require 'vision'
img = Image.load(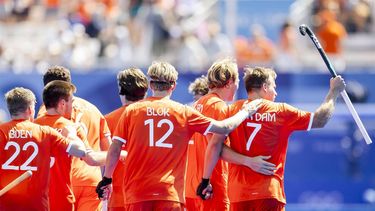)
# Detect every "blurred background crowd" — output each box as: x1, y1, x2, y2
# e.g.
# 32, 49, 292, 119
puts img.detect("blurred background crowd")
0, 0, 373, 73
